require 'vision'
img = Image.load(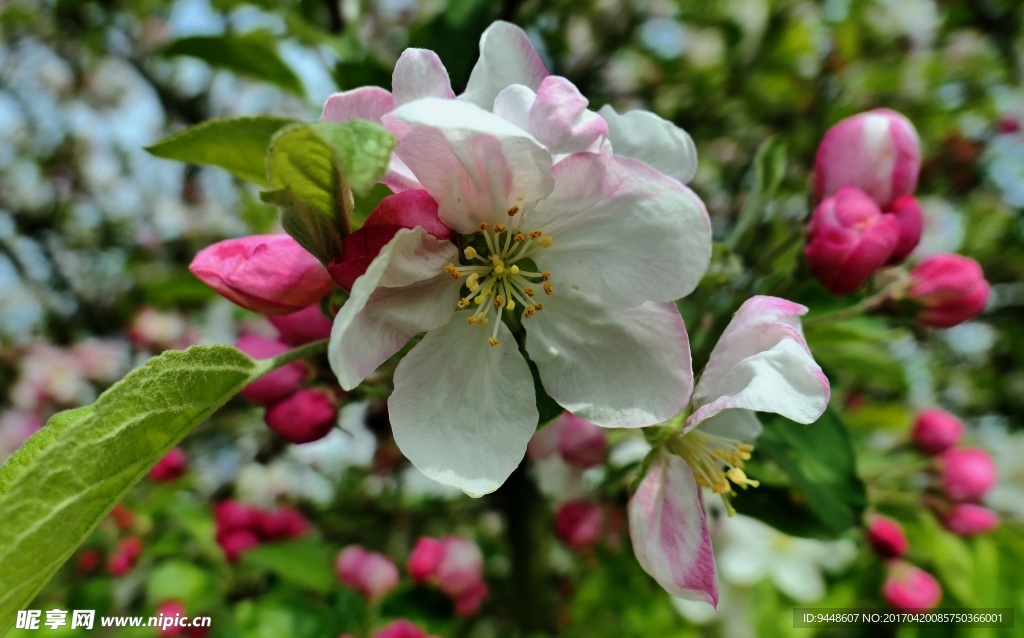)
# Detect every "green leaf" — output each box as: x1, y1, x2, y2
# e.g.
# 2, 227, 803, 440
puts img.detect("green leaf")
160, 34, 304, 95
145, 116, 295, 187
0, 345, 275, 634
727, 137, 787, 252
262, 120, 396, 264
146, 561, 220, 612
736, 409, 867, 538
242, 540, 337, 594
235, 594, 338, 638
